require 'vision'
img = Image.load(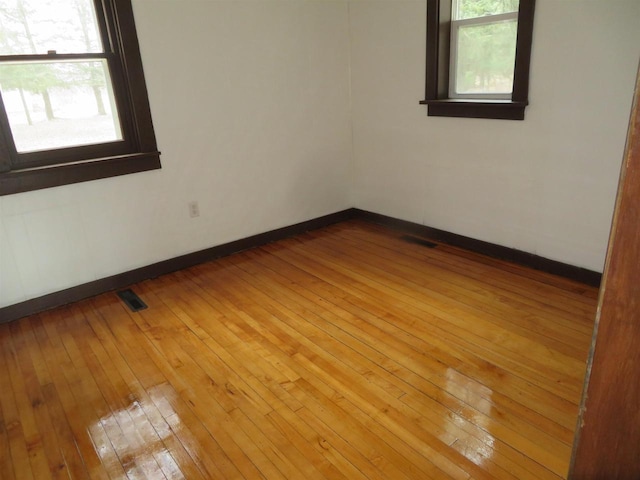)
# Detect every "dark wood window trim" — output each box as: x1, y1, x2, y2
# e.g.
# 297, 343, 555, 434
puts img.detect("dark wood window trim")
420, 0, 536, 120
0, 0, 160, 196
